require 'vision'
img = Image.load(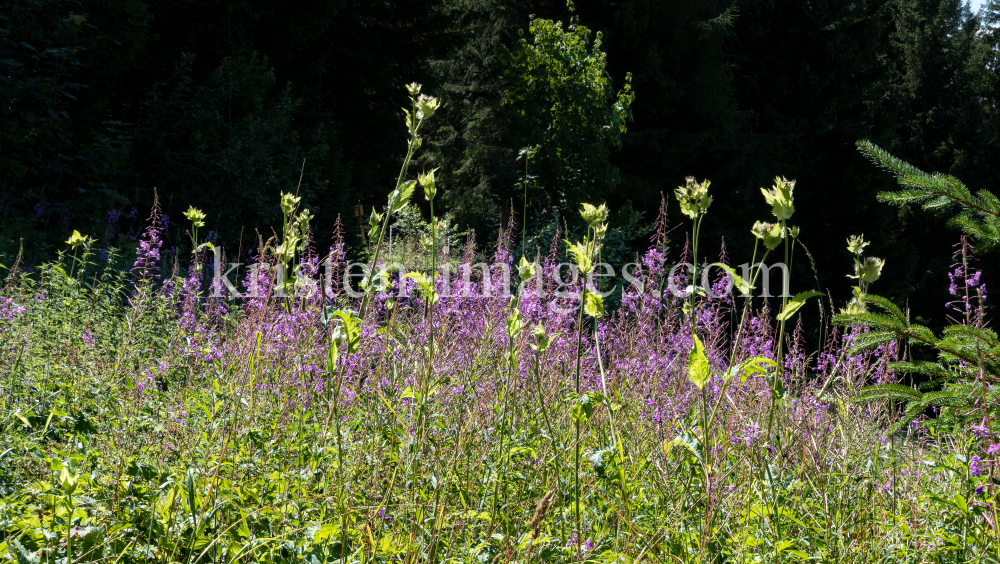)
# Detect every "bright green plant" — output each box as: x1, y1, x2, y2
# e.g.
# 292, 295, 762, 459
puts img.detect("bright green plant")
502, 1, 634, 206
359, 83, 439, 317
